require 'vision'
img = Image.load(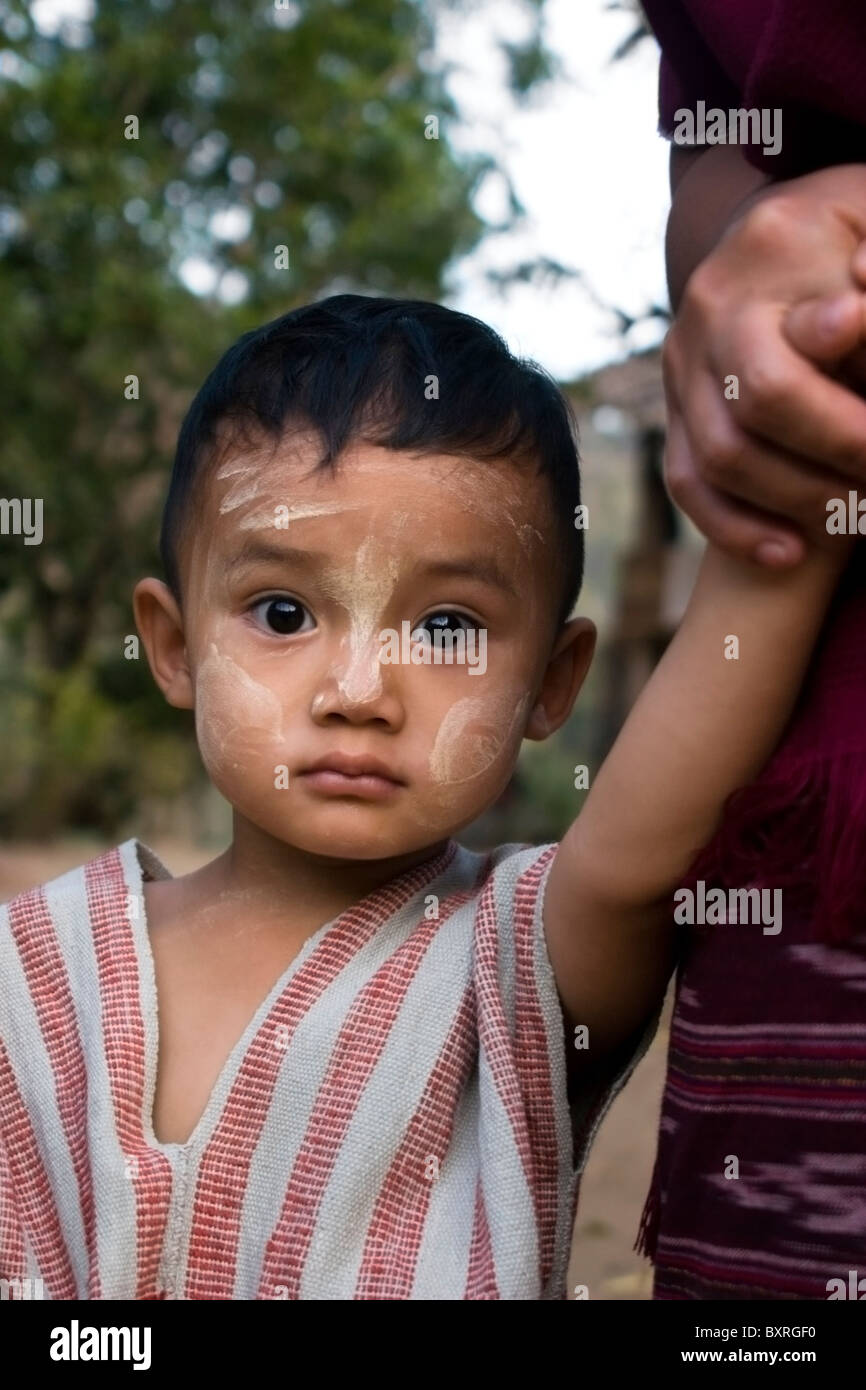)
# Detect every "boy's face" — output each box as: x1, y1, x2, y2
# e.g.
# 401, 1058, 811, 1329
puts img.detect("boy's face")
136, 433, 594, 862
